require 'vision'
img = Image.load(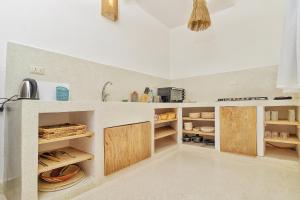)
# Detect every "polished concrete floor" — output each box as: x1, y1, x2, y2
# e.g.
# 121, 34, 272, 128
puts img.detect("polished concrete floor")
73, 146, 300, 200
